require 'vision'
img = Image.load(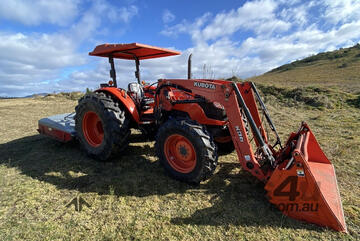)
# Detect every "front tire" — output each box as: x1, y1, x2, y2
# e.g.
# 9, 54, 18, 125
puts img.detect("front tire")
75, 92, 130, 160
155, 118, 218, 184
